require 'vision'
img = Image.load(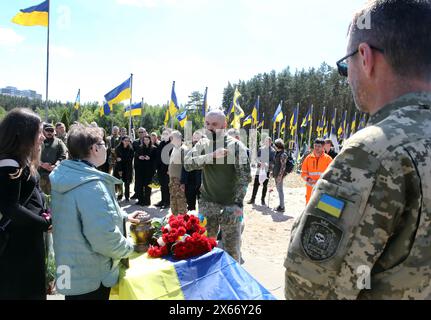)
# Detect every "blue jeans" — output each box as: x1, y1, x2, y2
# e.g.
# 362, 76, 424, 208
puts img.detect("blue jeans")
276, 178, 284, 208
